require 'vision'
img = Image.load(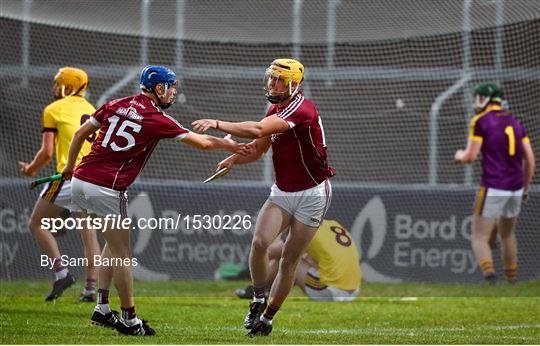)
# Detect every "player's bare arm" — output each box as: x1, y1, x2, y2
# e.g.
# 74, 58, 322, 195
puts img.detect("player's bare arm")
454, 138, 482, 164
192, 115, 290, 139
18, 132, 55, 177
217, 137, 271, 171
62, 121, 100, 177
522, 140, 536, 200
180, 132, 247, 153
